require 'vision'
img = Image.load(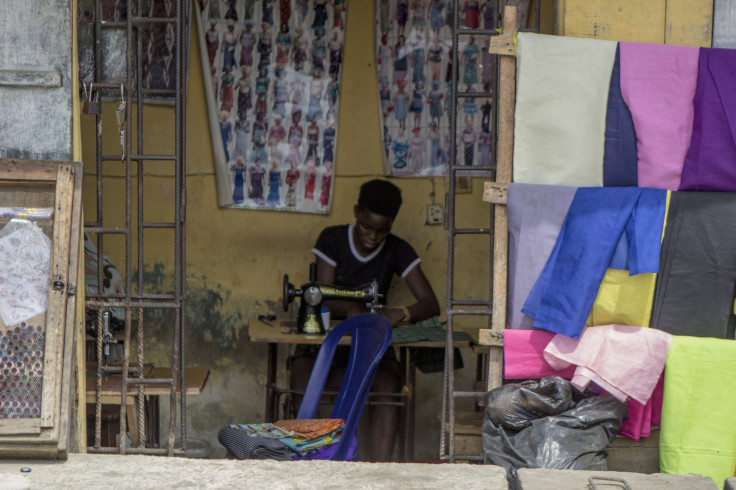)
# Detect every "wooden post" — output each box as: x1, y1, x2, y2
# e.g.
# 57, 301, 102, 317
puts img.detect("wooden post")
486, 5, 518, 391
